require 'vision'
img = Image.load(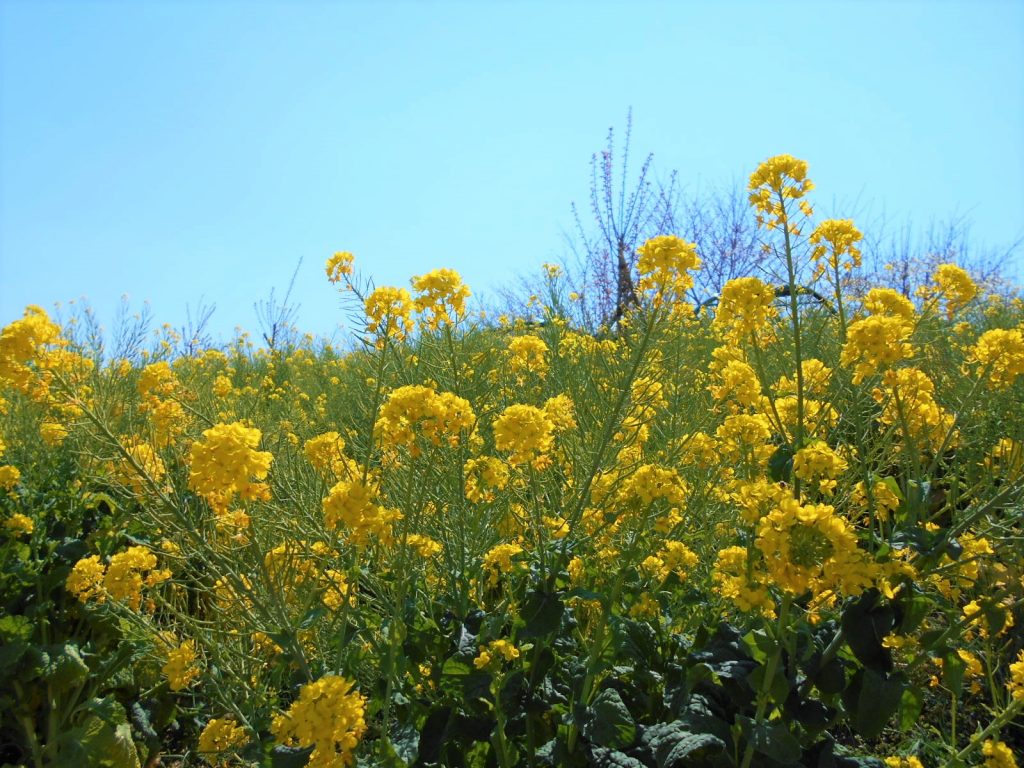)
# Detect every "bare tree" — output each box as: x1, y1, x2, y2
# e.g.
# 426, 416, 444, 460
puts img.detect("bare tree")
255, 258, 303, 352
